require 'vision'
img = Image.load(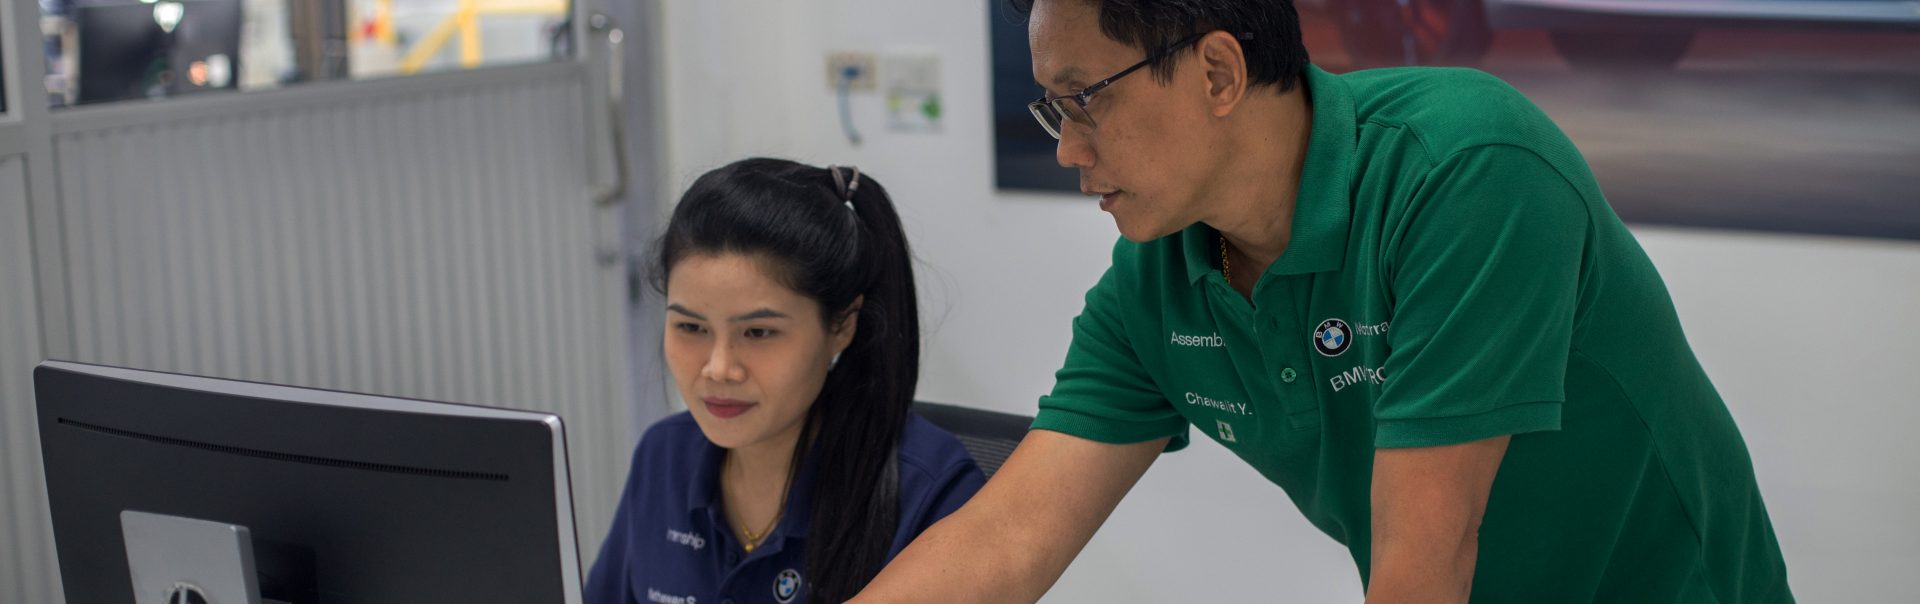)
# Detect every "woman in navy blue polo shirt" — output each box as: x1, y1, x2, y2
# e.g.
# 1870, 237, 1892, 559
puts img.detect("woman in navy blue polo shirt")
585, 158, 986, 604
